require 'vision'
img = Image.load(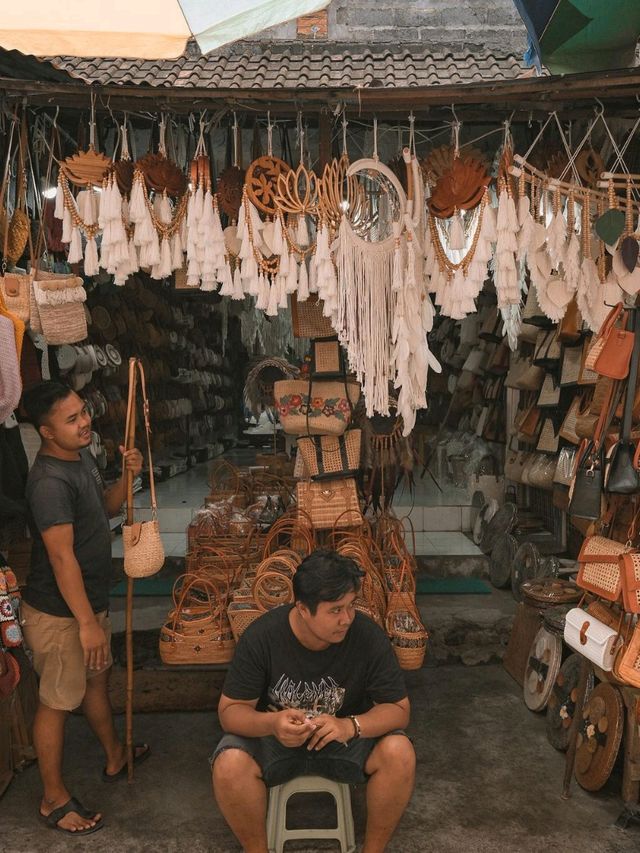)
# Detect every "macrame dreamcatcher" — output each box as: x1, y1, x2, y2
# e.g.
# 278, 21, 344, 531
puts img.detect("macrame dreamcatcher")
330, 124, 440, 432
